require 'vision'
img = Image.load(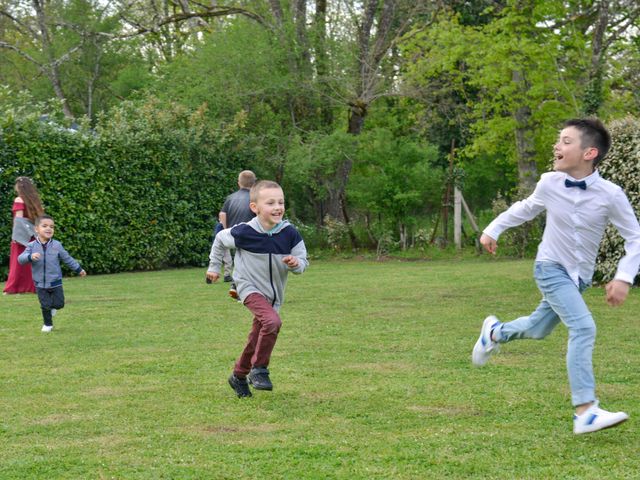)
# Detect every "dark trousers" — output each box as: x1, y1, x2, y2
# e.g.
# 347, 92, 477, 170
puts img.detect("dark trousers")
37, 286, 65, 326
234, 293, 282, 377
